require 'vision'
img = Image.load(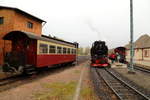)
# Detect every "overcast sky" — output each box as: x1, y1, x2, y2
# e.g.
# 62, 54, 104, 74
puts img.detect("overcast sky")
1, 0, 150, 48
